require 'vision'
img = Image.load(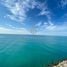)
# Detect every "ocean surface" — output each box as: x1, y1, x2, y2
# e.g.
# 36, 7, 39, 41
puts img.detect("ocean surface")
0, 34, 67, 67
